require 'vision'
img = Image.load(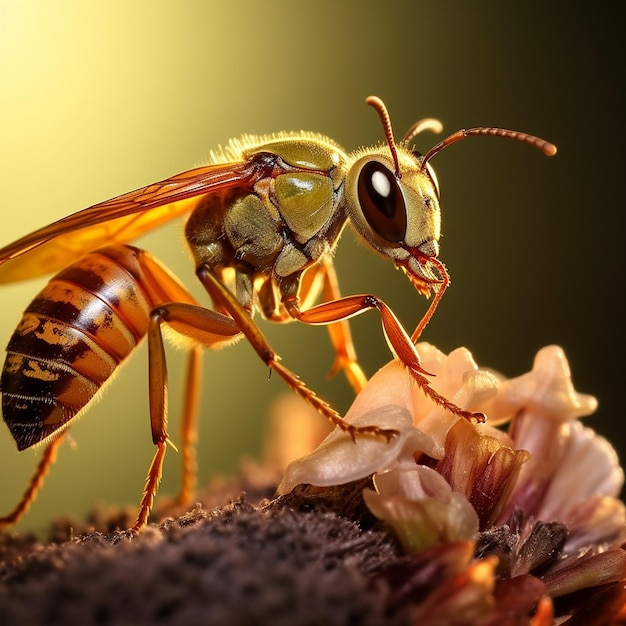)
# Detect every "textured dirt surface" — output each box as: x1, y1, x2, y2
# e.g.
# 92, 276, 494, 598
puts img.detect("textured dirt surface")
0, 473, 410, 626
